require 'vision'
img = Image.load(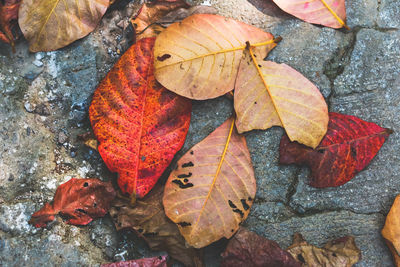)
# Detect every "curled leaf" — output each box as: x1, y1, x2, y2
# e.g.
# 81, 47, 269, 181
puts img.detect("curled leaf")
382, 195, 400, 266
18, 0, 109, 52
29, 178, 116, 227
221, 228, 300, 267
234, 57, 328, 148
279, 112, 392, 187
101, 255, 168, 267
272, 0, 349, 29
0, 0, 21, 48
287, 233, 361, 267
163, 117, 256, 248
109, 185, 203, 267
154, 14, 277, 100
89, 38, 192, 198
